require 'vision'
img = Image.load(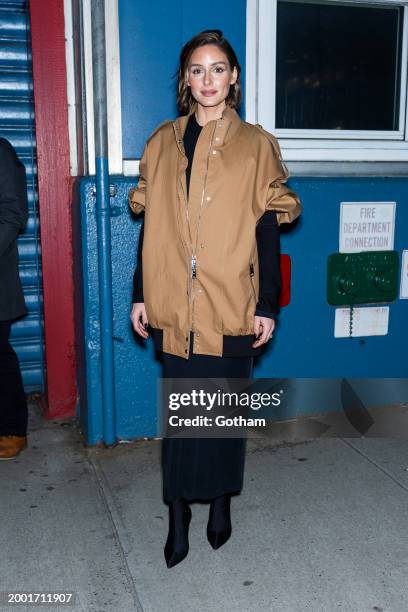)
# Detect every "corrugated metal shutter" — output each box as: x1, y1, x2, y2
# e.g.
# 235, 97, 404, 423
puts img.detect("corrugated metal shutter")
0, 0, 45, 392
